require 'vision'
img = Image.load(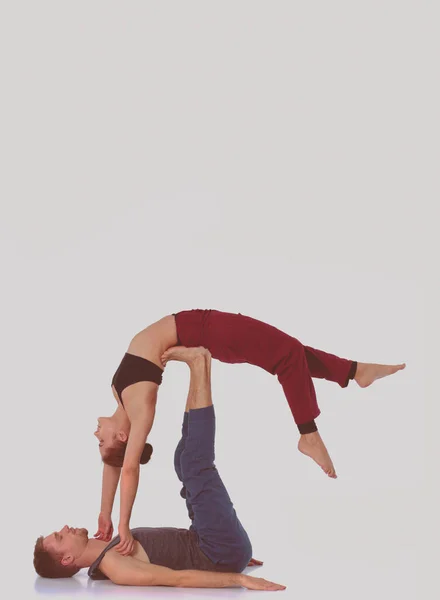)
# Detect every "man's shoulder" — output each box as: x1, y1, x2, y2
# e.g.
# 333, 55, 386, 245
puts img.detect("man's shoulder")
99, 550, 139, 580
97, 550, 161, 586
